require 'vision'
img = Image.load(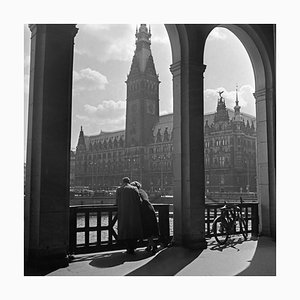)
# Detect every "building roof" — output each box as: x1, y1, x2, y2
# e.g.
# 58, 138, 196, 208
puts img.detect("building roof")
205, 109, 256, 126
85, 129, 125, 147
153, 113, 173, 136
81, 110, 256, 148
